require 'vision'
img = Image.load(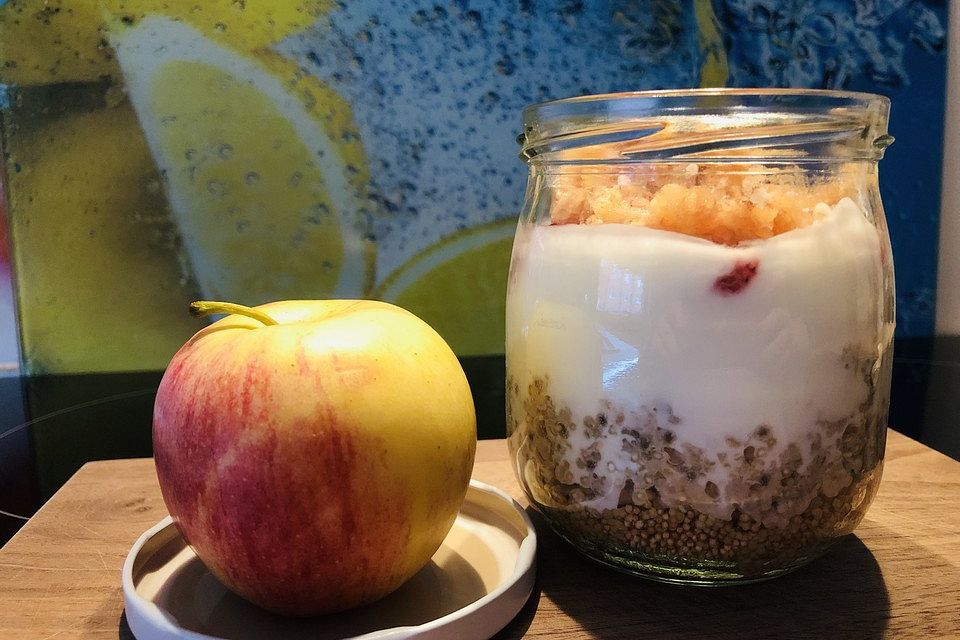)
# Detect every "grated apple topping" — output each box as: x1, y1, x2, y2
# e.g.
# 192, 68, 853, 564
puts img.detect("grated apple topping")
548, 163, 862, 246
